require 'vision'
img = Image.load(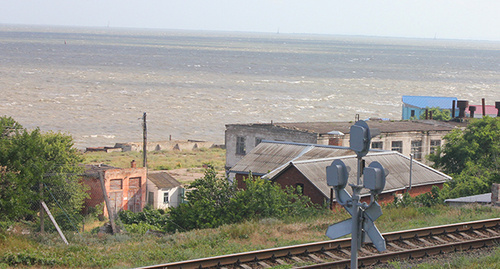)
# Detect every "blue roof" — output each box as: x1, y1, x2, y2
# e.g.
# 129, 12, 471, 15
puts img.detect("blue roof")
402, 96, 457, 109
